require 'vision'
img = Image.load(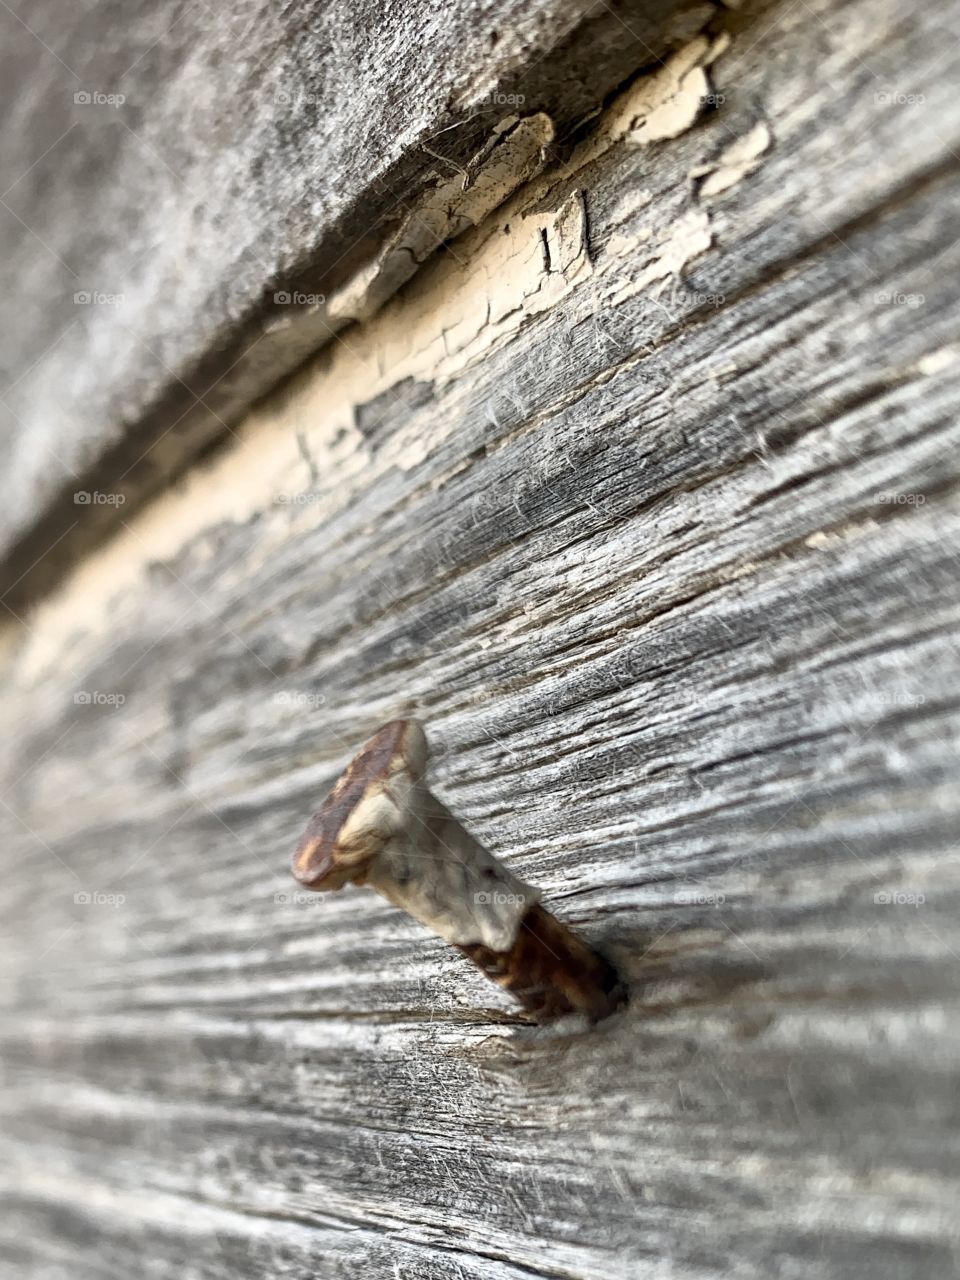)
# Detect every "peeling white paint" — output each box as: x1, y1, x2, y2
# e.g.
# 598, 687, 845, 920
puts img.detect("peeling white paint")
603, 208, 713, 307
694, 121, 773, 198
17, 184, 595, 677
14, 28, 727, 678
573, 38, 711, 169
566, 32, 731, 173
915, 345, 960, 376
360, 188, 592, 396
606, 223, 653, 259
633, 66, 711, 145
326, 113, 556, 325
